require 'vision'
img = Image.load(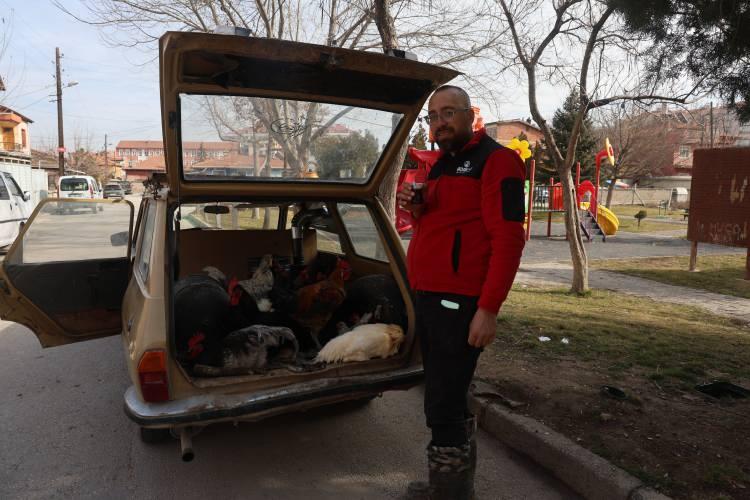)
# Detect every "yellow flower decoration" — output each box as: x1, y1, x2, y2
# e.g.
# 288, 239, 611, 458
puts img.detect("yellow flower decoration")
508, 137, 532, 160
